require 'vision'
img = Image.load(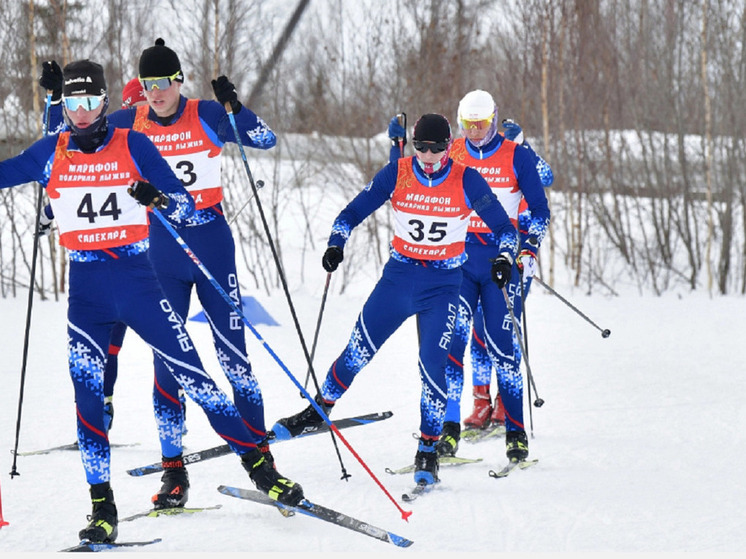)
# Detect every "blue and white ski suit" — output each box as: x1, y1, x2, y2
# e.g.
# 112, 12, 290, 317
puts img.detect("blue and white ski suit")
317, 156, 517, 438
